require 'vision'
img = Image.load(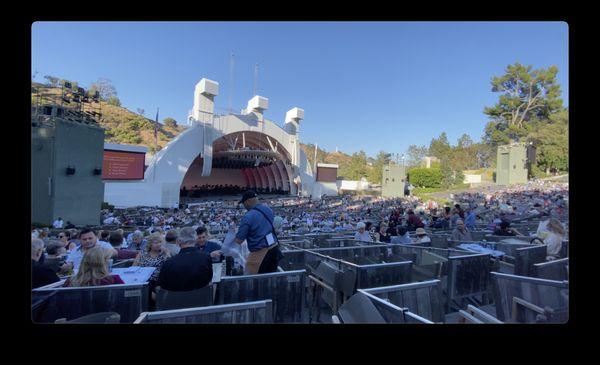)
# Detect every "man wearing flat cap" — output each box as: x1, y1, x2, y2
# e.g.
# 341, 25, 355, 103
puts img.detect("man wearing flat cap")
234, 190, 283, 274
